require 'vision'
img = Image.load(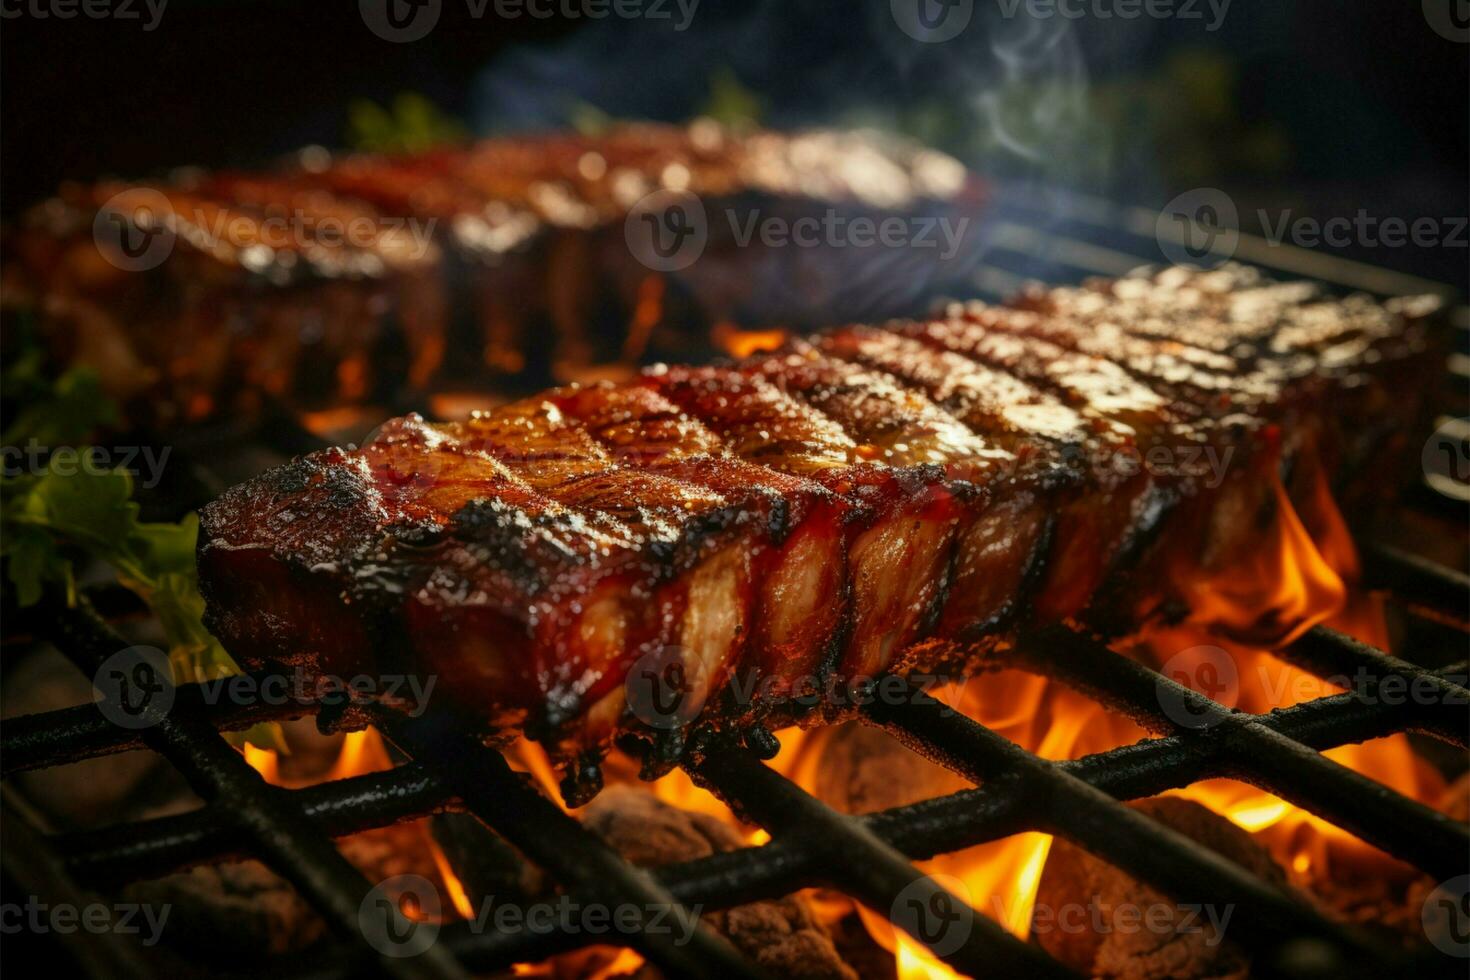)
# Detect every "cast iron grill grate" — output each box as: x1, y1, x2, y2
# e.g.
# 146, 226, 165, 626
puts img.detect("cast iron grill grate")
4, 201, 1467, 980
